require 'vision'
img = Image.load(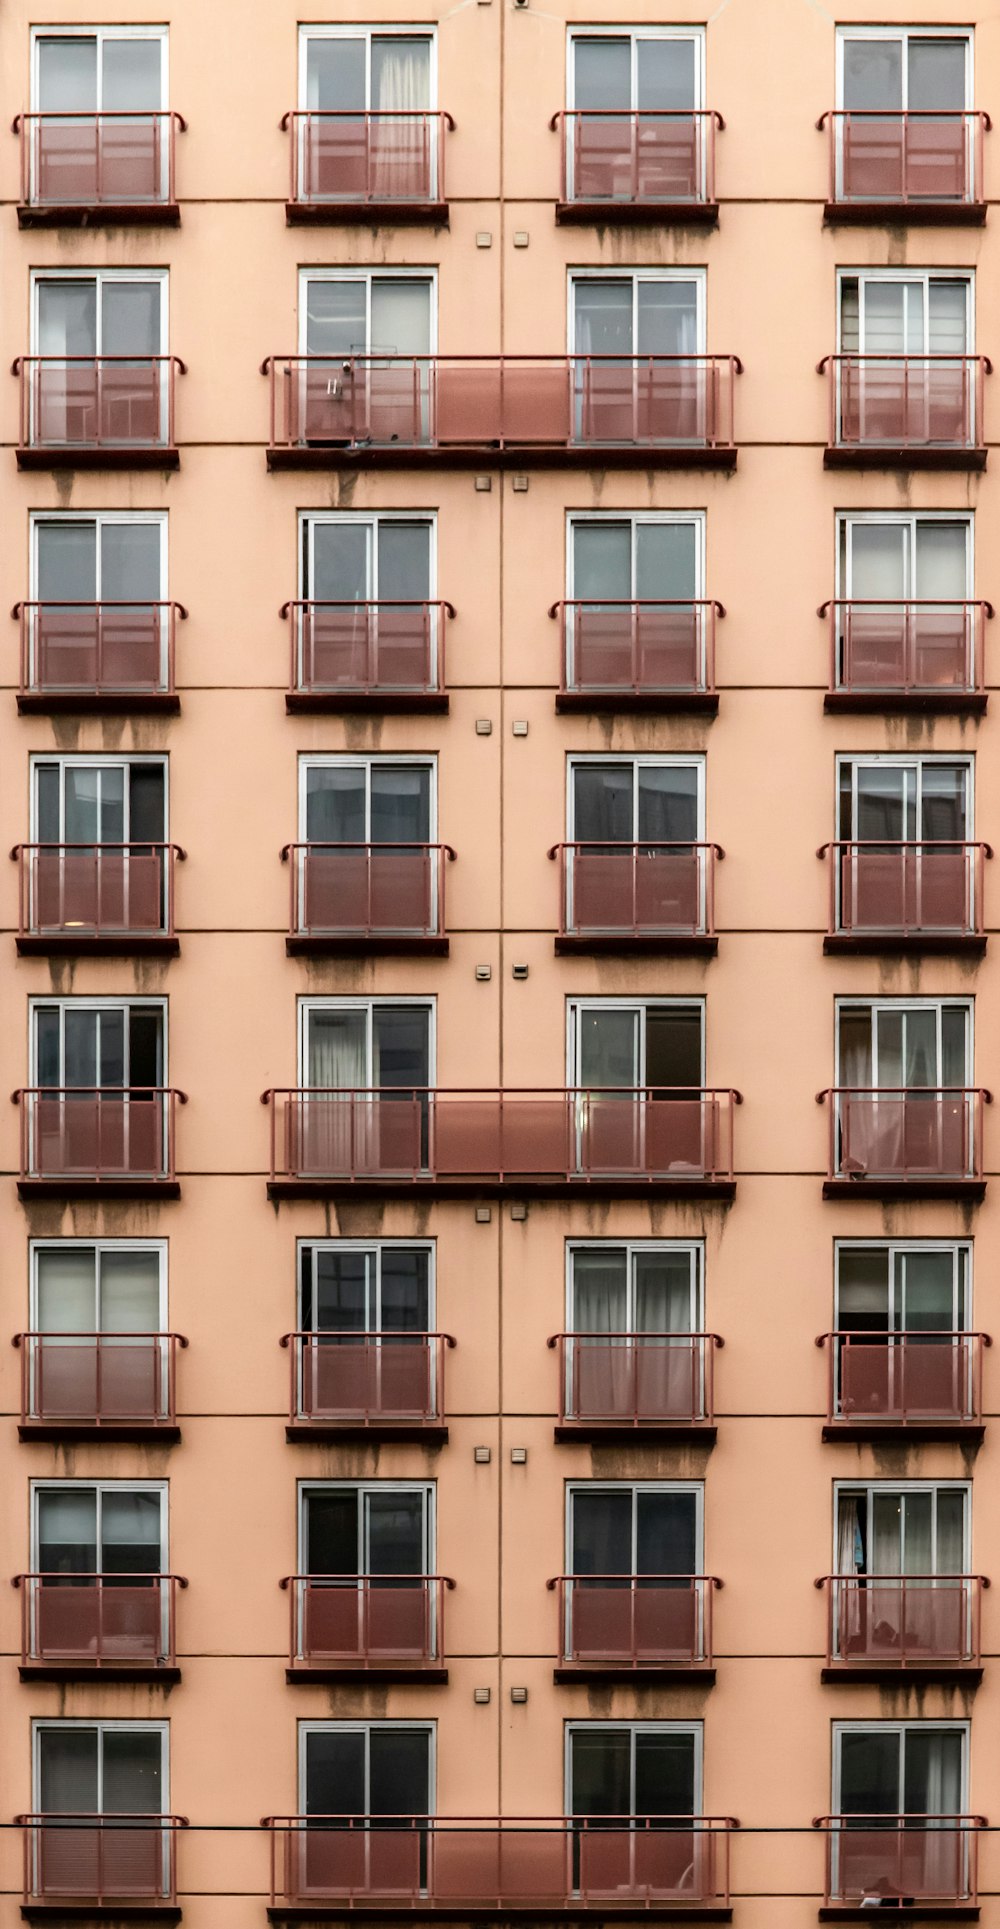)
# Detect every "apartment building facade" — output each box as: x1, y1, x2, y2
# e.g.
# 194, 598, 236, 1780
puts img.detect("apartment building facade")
0, 0, 998, 1923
